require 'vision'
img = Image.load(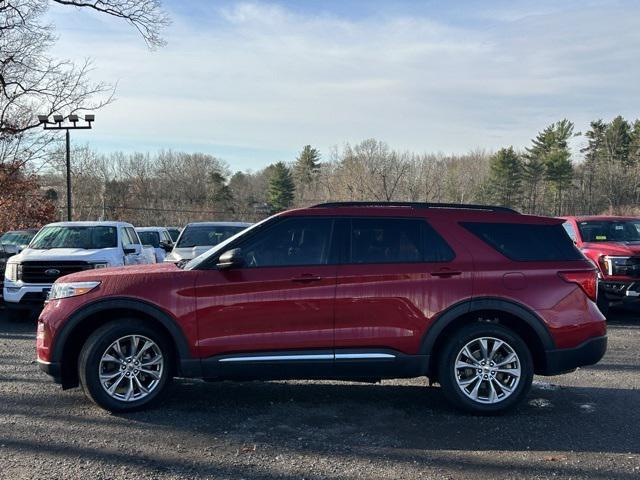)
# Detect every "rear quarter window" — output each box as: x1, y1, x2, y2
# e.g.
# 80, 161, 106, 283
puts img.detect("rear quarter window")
461, 222, 583, 261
